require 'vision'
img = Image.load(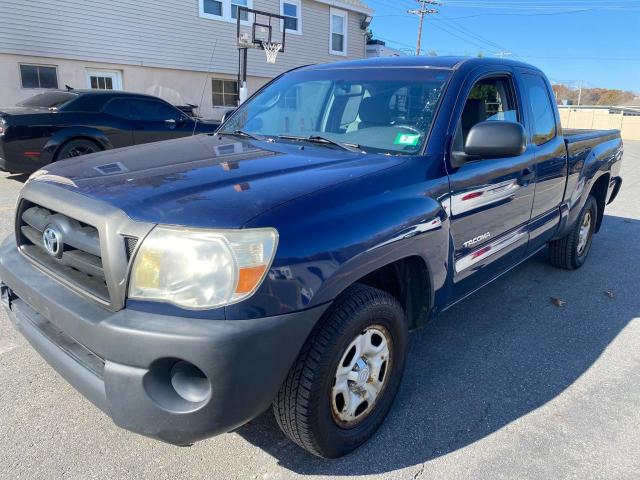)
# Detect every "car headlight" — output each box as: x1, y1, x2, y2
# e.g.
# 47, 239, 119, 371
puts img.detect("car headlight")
128, 226, 278, 310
